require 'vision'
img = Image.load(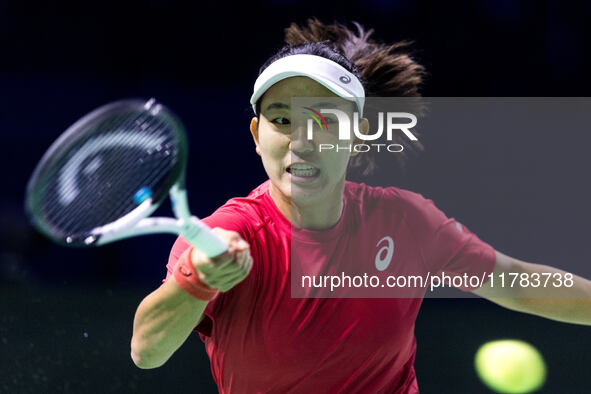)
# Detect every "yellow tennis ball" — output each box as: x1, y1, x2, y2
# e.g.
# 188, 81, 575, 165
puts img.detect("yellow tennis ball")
475, 339, 546, 393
